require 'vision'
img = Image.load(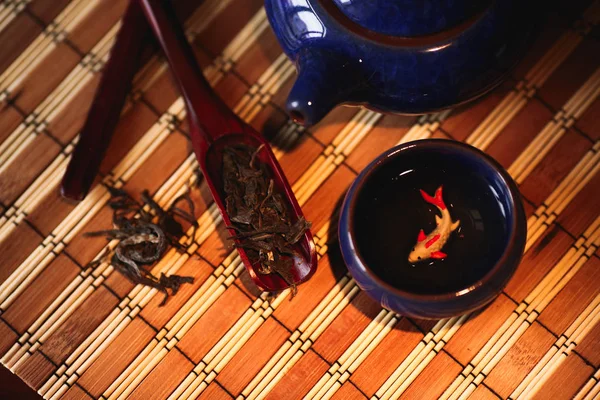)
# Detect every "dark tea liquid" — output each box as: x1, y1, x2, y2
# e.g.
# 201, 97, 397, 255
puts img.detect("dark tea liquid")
353, 158, 509, 295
